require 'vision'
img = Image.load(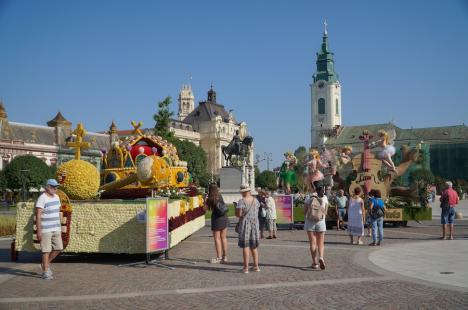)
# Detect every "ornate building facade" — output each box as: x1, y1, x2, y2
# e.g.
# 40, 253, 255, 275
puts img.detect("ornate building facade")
0, 101, 108, 171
